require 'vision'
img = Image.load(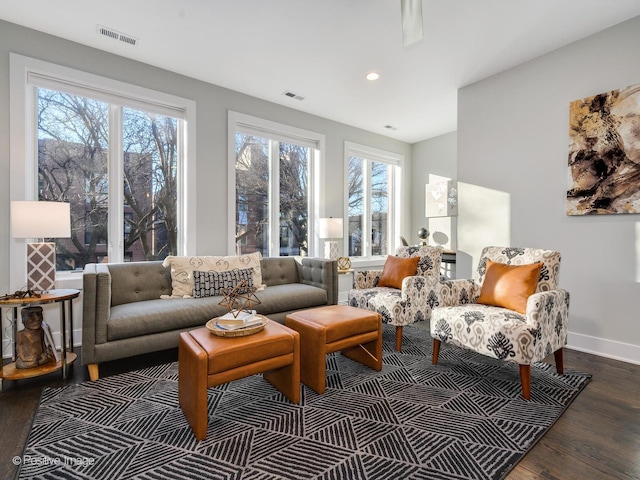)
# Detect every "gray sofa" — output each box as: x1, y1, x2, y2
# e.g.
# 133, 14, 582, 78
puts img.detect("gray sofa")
82, 256, 337, 380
